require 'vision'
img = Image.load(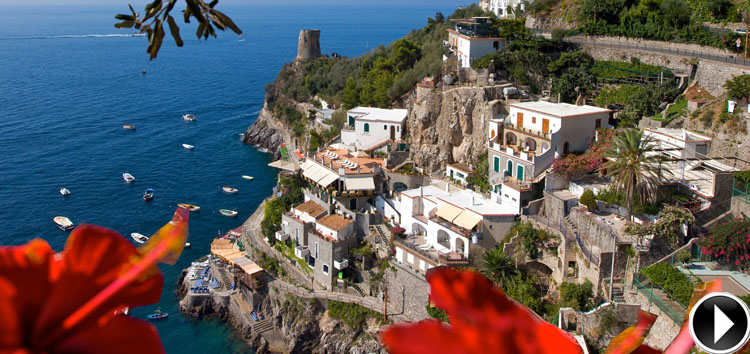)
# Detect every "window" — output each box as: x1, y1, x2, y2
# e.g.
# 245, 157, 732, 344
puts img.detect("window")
315, 242, 319, 258
506, 160, 513, 176
397, 126, 400, 132
322, 264, 329, 275
493, 156, 500, 172
407, 253, 414, 264
595, 119, 601, 128
532, 116, 536, 124
348, 116, 354, 126
364, 123, 369, 132
384, 125, 387, 130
